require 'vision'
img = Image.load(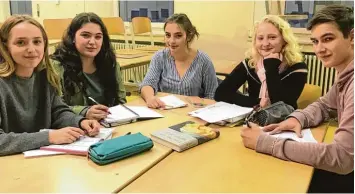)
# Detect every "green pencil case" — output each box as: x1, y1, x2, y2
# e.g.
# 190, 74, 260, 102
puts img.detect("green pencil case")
88, 132, 154, 165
